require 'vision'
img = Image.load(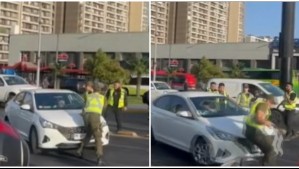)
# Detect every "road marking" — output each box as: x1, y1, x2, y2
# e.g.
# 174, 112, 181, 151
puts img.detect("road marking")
110, 133, 149, 140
